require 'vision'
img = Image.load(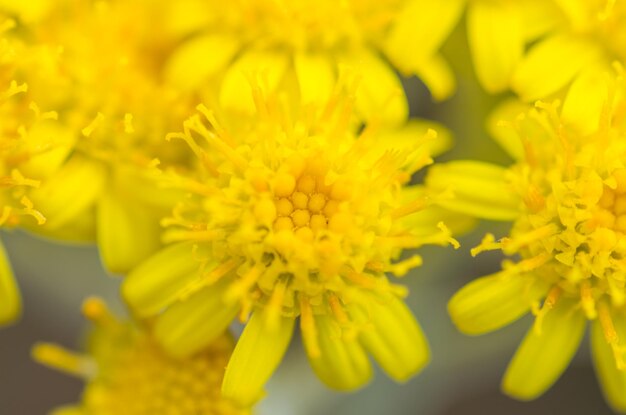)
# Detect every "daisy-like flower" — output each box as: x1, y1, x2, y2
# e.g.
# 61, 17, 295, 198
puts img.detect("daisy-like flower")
163, 0, 462, 120
33, 298, 249, 415
0, 0, 195, 273
510, 0, 626, 102
427, 67, 626, 411
123, 77, 465, 405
